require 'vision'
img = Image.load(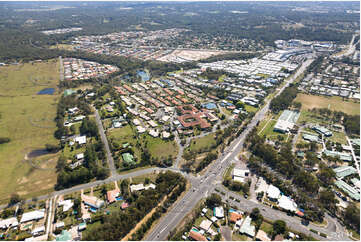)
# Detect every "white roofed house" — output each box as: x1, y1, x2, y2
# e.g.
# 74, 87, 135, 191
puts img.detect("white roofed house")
213, 206, 224, 218
58, 199, 74, 212
20, 209, 45, 223
0, 217, 18, 229
278, 195, 297, 212
31, 226, 45, 236
232, 168, 250, 183
266, 185, 281, 202
74, 135, 87, 145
